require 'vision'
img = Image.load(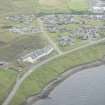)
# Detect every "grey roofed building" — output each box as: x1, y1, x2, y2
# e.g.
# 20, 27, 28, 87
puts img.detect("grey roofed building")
41, 14, 78, 26
21, 45, 54, 63
76, 27, 100, 40
8, 26, 40, 34
6, 14, 40, 34
58, 35, 74, 46
46, 24, 68, 33
6, 14, 36, 22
